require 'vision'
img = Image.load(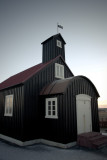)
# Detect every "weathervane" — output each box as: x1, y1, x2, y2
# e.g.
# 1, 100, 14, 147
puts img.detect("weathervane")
57, 23, 63, 33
